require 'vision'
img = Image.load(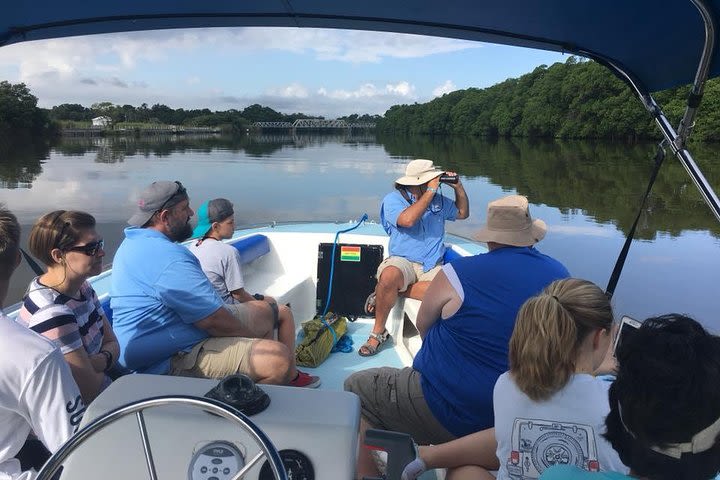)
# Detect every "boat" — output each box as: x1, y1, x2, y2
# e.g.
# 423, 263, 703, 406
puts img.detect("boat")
3, 1, 720, 479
